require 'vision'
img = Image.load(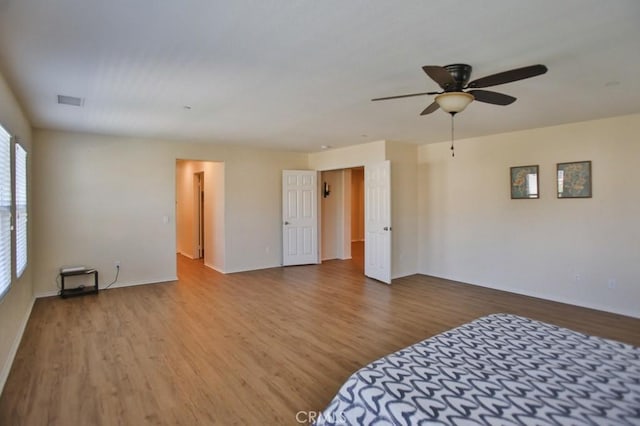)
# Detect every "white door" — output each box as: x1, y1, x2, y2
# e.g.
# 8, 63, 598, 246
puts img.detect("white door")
365, 161, 391, 284
282, 170, 319, 266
